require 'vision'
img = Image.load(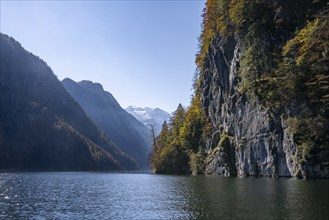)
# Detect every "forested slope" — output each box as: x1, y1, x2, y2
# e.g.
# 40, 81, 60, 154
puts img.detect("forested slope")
0, 33, 137, 171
